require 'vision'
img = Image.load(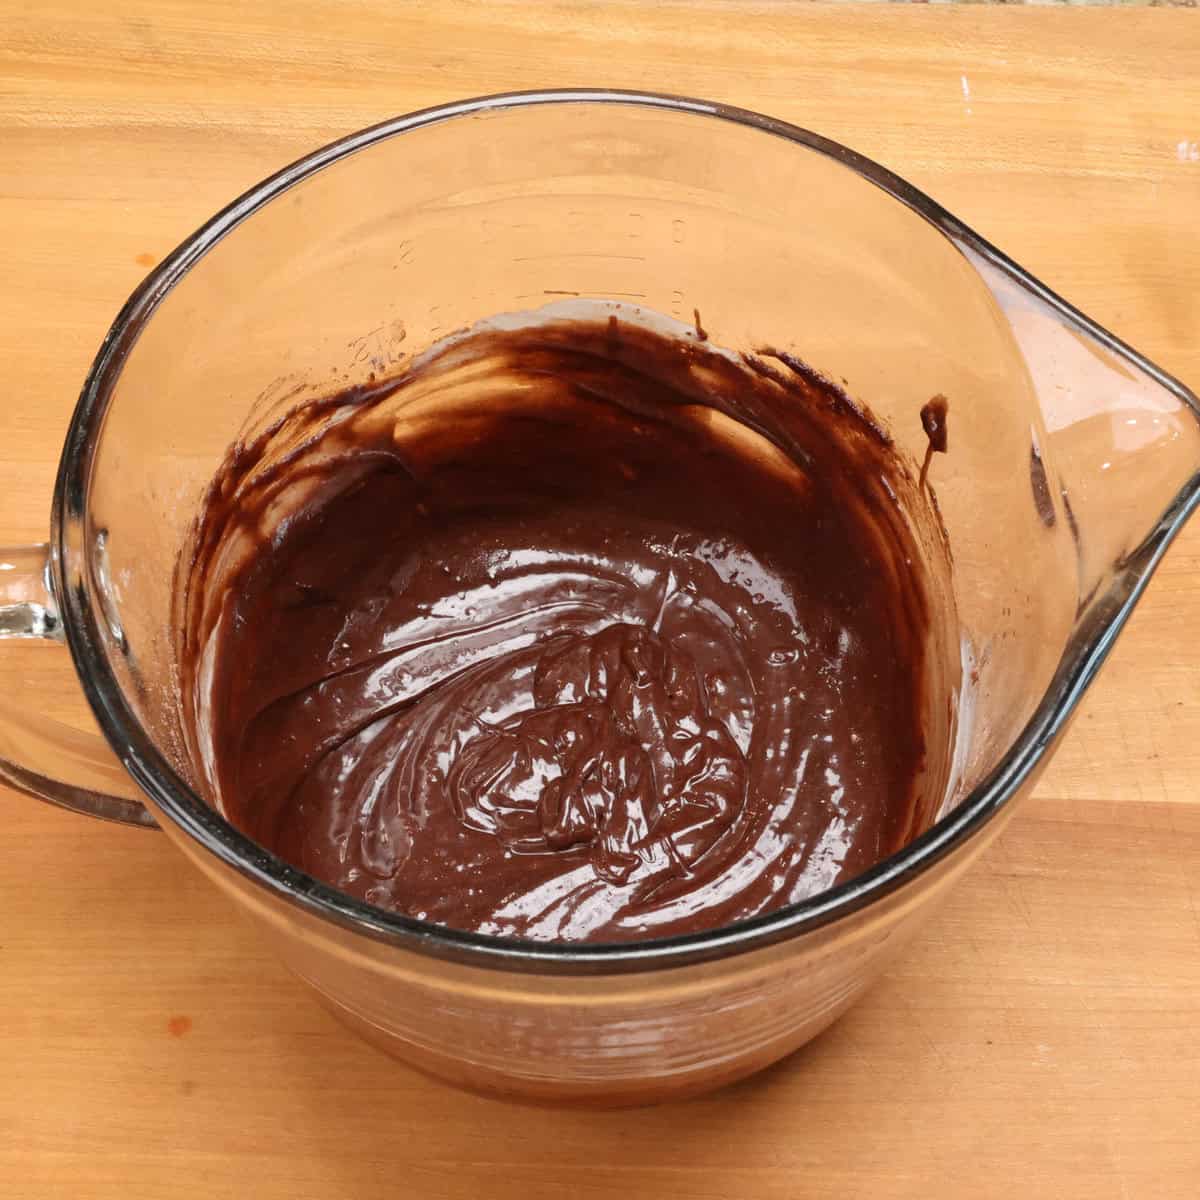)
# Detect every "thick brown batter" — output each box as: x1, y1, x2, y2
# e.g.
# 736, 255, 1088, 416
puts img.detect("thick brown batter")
178, 308, 952, 942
